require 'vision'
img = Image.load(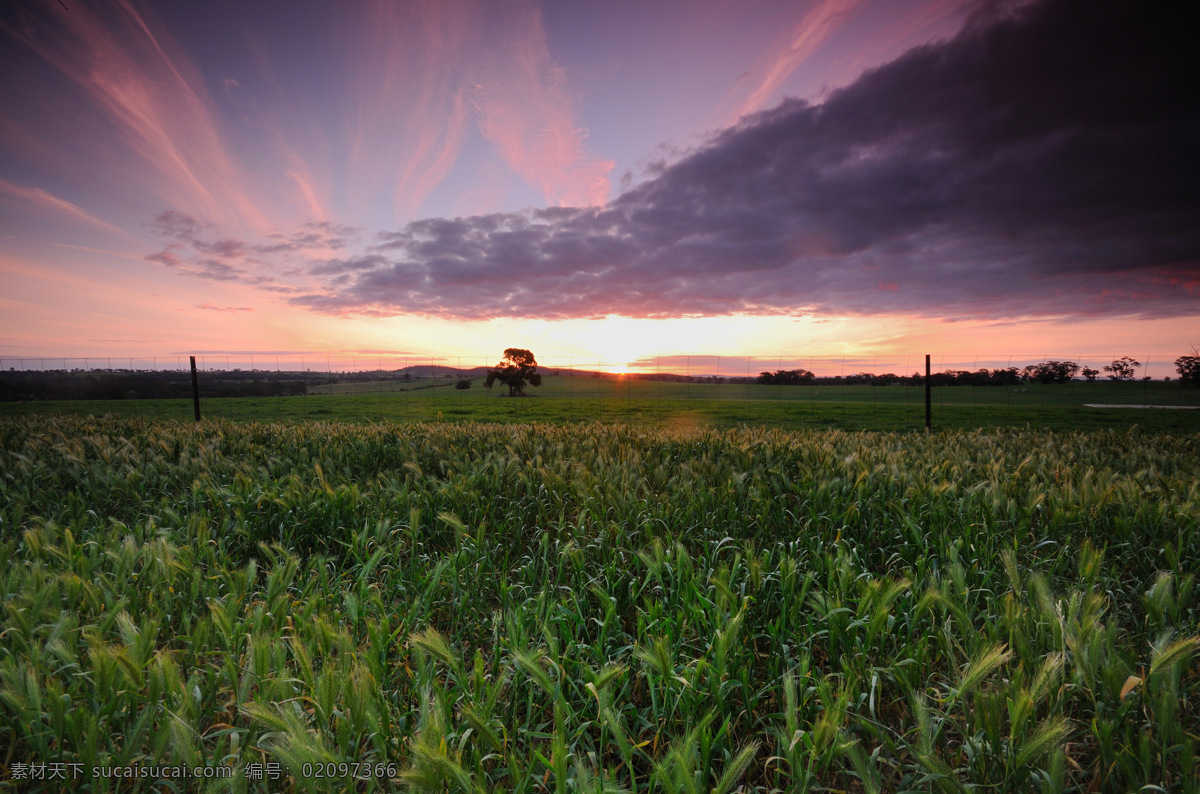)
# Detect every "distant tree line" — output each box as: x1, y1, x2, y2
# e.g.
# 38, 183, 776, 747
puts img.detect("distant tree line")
0, 364, 503, 402
757, 369, 816, 385
754, 356, 1200, 387
4, 353, 1197, 401
621, 372, 740, 384
757, 368, 1027, 386
0, 369, 324, 401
